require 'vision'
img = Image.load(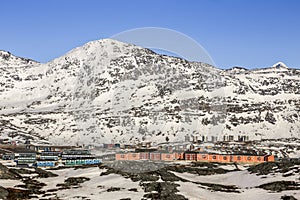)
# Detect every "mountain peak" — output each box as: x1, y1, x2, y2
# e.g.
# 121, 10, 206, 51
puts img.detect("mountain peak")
0, 50, 12, 60
81, 38, 135, 50
0, 50, 38, 67
61, 38, 145, 60
52, 38, 156, 66
272, 62, 288, 69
